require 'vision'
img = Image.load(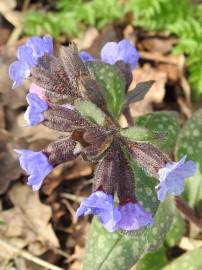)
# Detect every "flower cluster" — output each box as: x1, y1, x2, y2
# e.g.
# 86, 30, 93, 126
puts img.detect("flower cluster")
9, 36, 196, 232
9, 36, 53, 88
80, 39, 140, 70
